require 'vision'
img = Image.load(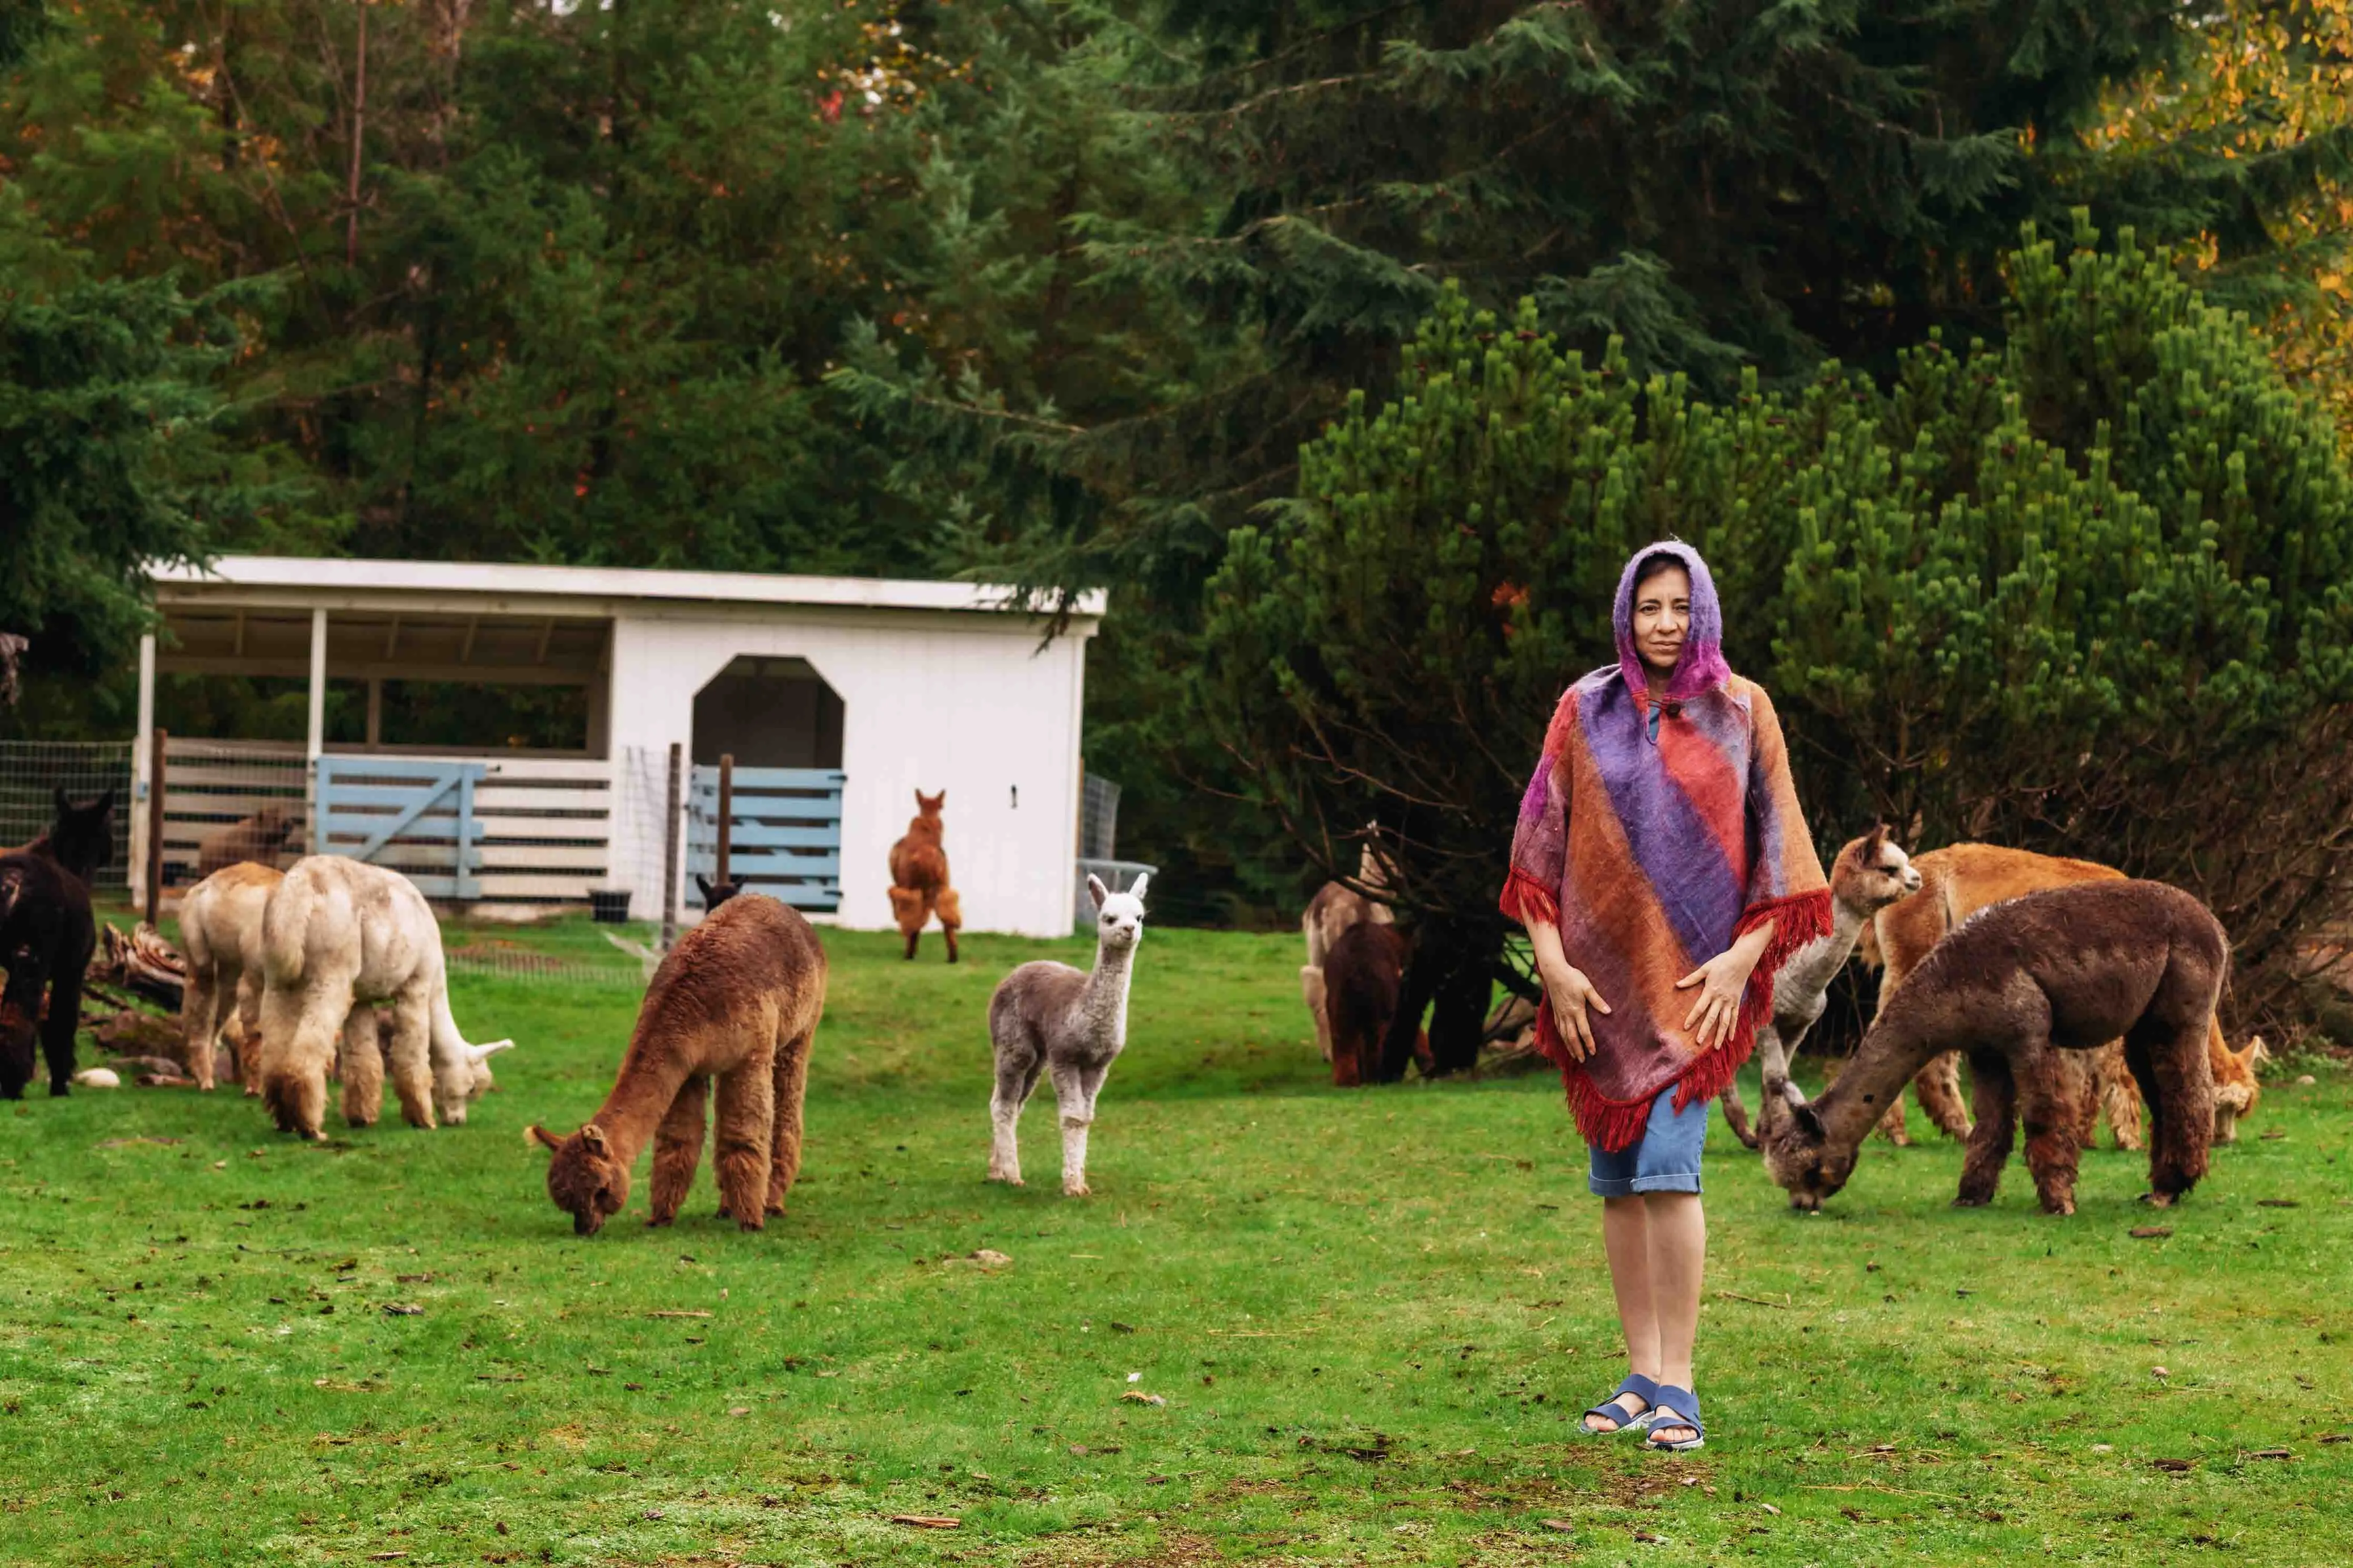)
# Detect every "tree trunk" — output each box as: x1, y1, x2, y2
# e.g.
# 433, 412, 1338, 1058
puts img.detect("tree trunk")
1382, 917, 1500, 1079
